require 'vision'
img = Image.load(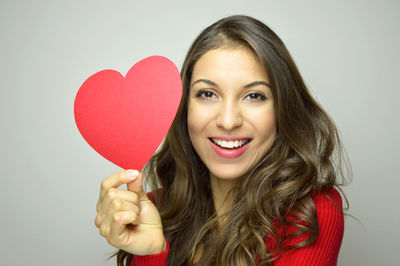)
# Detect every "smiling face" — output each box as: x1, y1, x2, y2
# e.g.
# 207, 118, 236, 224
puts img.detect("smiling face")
187, 46, 277, 181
